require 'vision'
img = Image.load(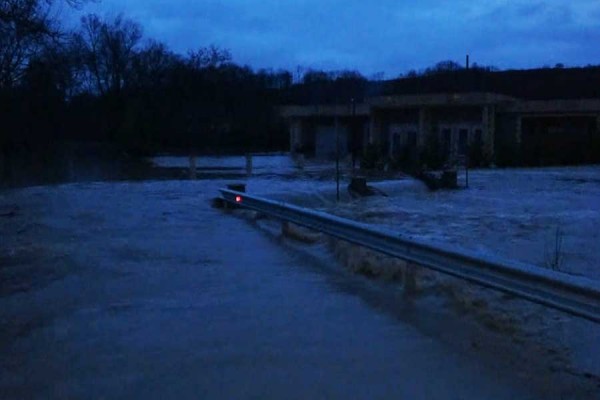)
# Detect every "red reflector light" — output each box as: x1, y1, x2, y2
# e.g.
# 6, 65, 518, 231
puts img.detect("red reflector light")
235, 195, 242, 203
